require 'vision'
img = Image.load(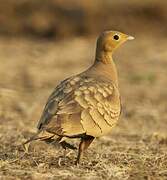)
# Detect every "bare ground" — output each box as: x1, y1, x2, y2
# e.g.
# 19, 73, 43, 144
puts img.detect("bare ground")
0, 35, 167, 179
